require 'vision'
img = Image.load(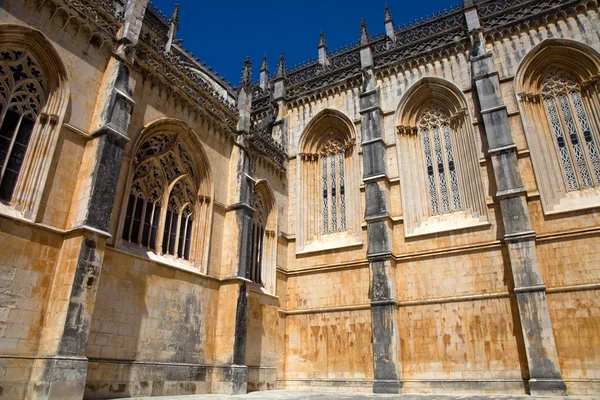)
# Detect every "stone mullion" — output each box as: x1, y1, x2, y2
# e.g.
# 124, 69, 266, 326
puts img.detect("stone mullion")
467, 5, 567, 393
